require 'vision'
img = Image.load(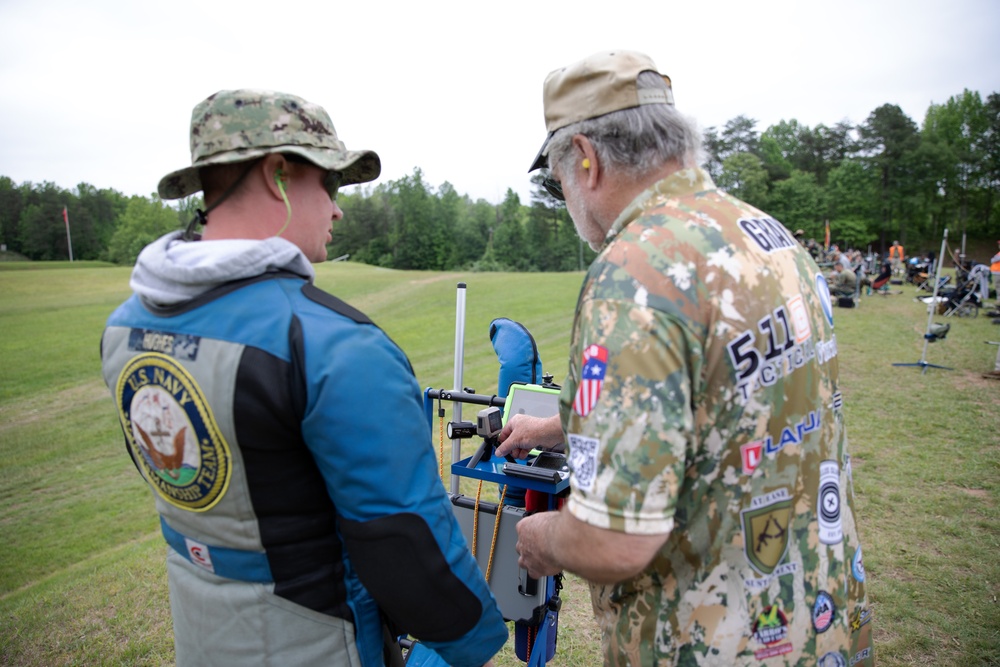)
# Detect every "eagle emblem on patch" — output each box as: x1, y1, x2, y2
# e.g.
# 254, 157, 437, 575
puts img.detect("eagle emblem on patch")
741, 488, 793, 575
573, 344, 608, 417
115, 352, 231, 512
